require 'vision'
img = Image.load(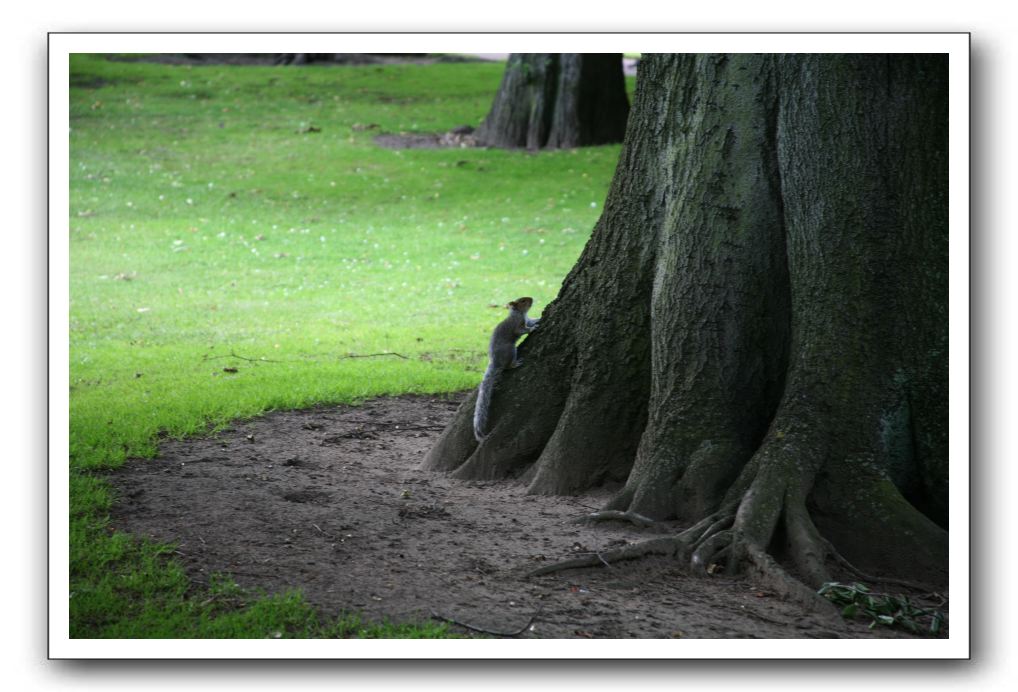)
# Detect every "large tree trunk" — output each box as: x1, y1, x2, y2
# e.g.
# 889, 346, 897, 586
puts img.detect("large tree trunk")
424, 54, 949, 602
473, 53, 630, 149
